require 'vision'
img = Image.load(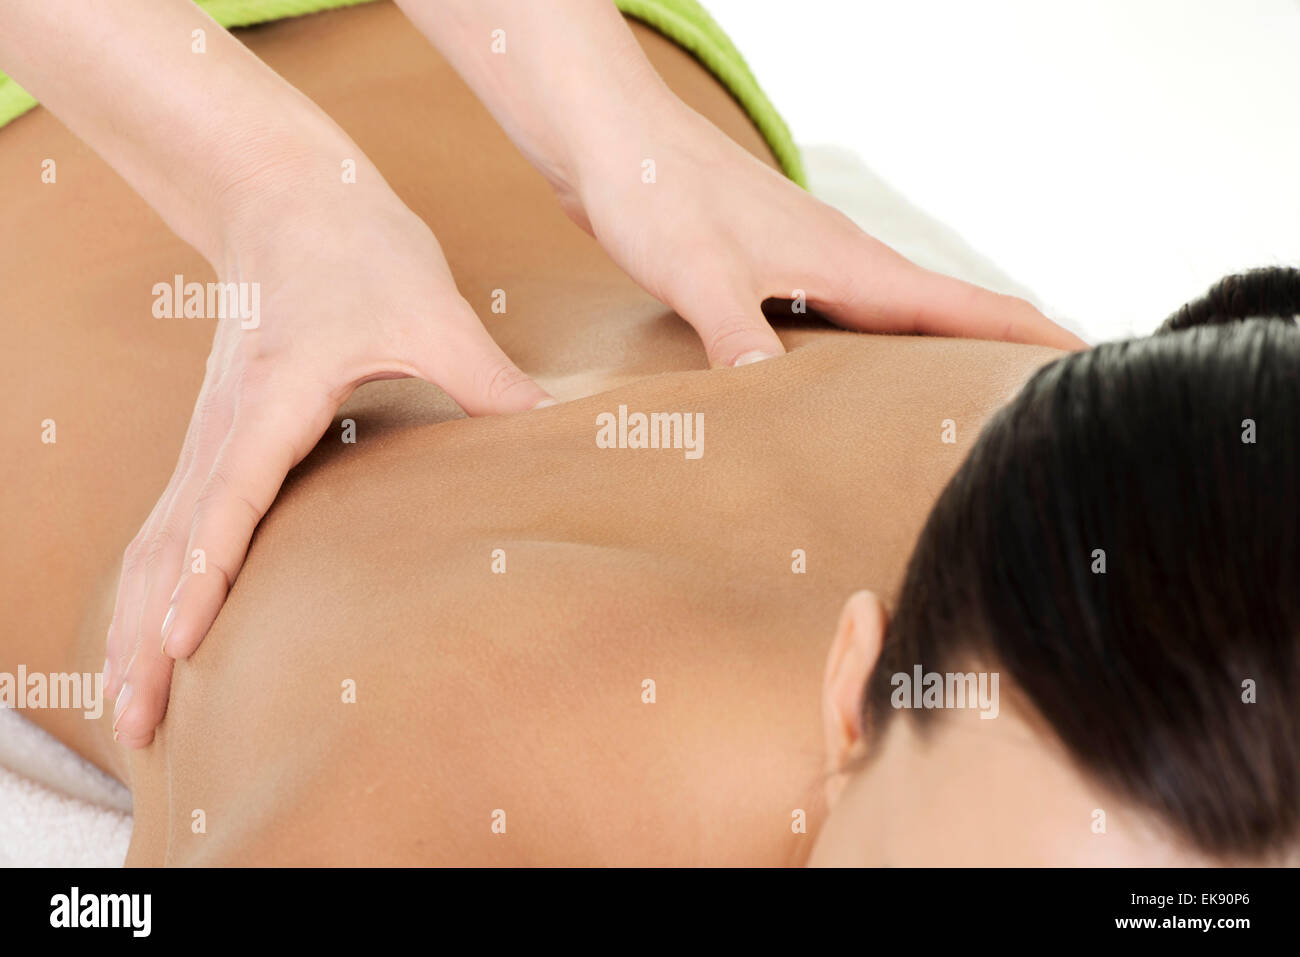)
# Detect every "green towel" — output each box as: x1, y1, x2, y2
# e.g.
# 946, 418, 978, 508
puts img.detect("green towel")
0, 0, 804, 186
